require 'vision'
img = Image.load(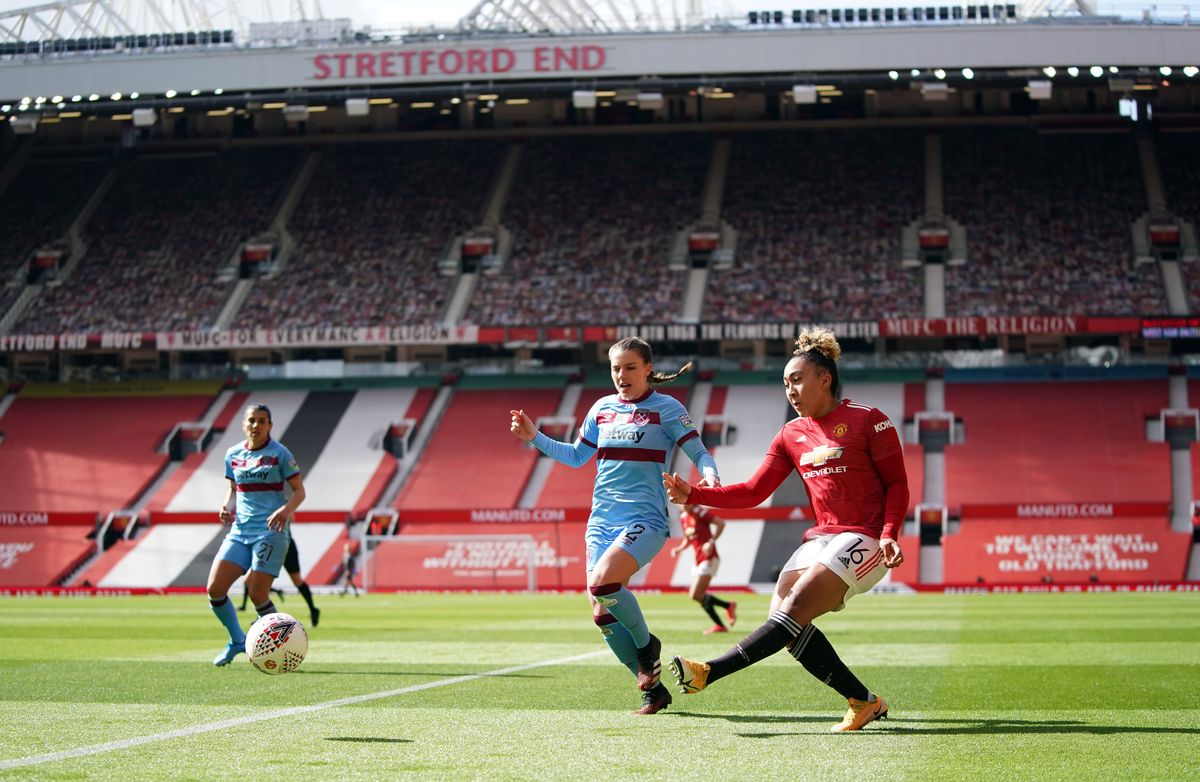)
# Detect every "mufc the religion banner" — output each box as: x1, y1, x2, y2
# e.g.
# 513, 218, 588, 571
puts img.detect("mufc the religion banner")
943, 518, 1191, 584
